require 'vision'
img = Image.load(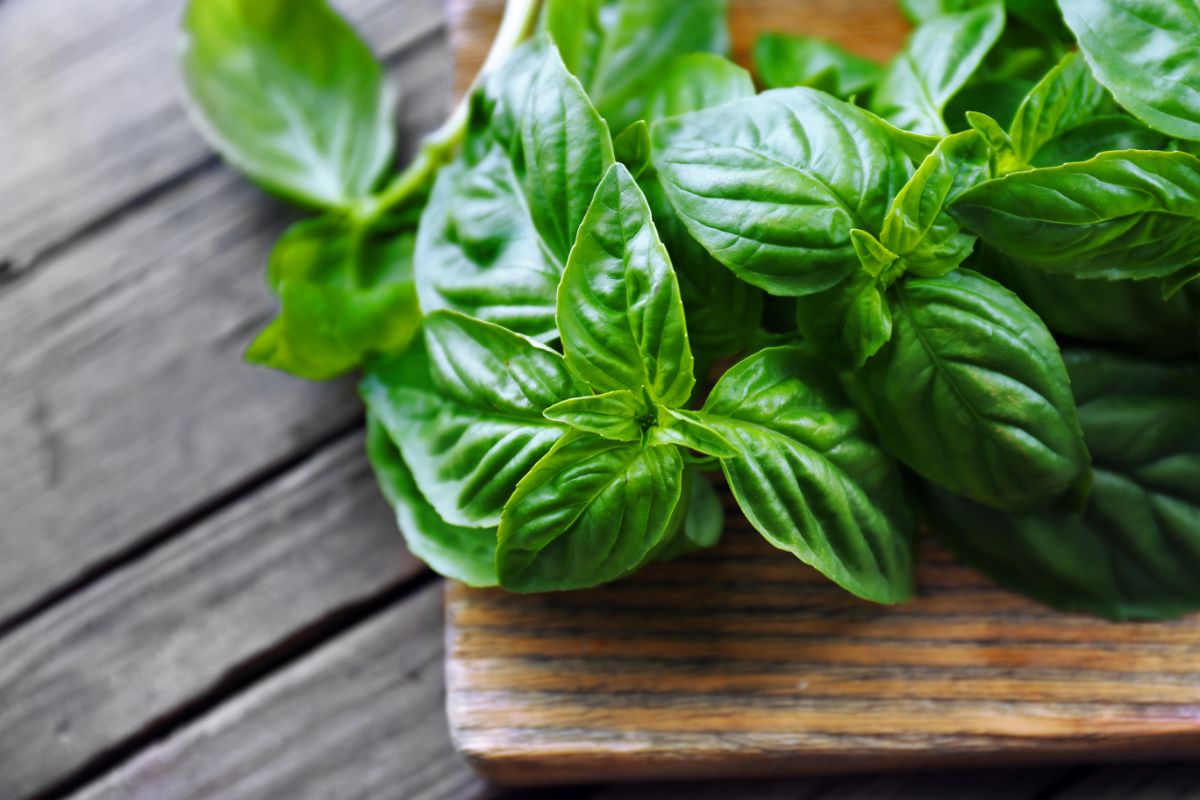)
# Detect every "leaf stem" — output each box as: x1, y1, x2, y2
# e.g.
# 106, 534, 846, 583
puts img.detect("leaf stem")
353, 0, 544, 224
